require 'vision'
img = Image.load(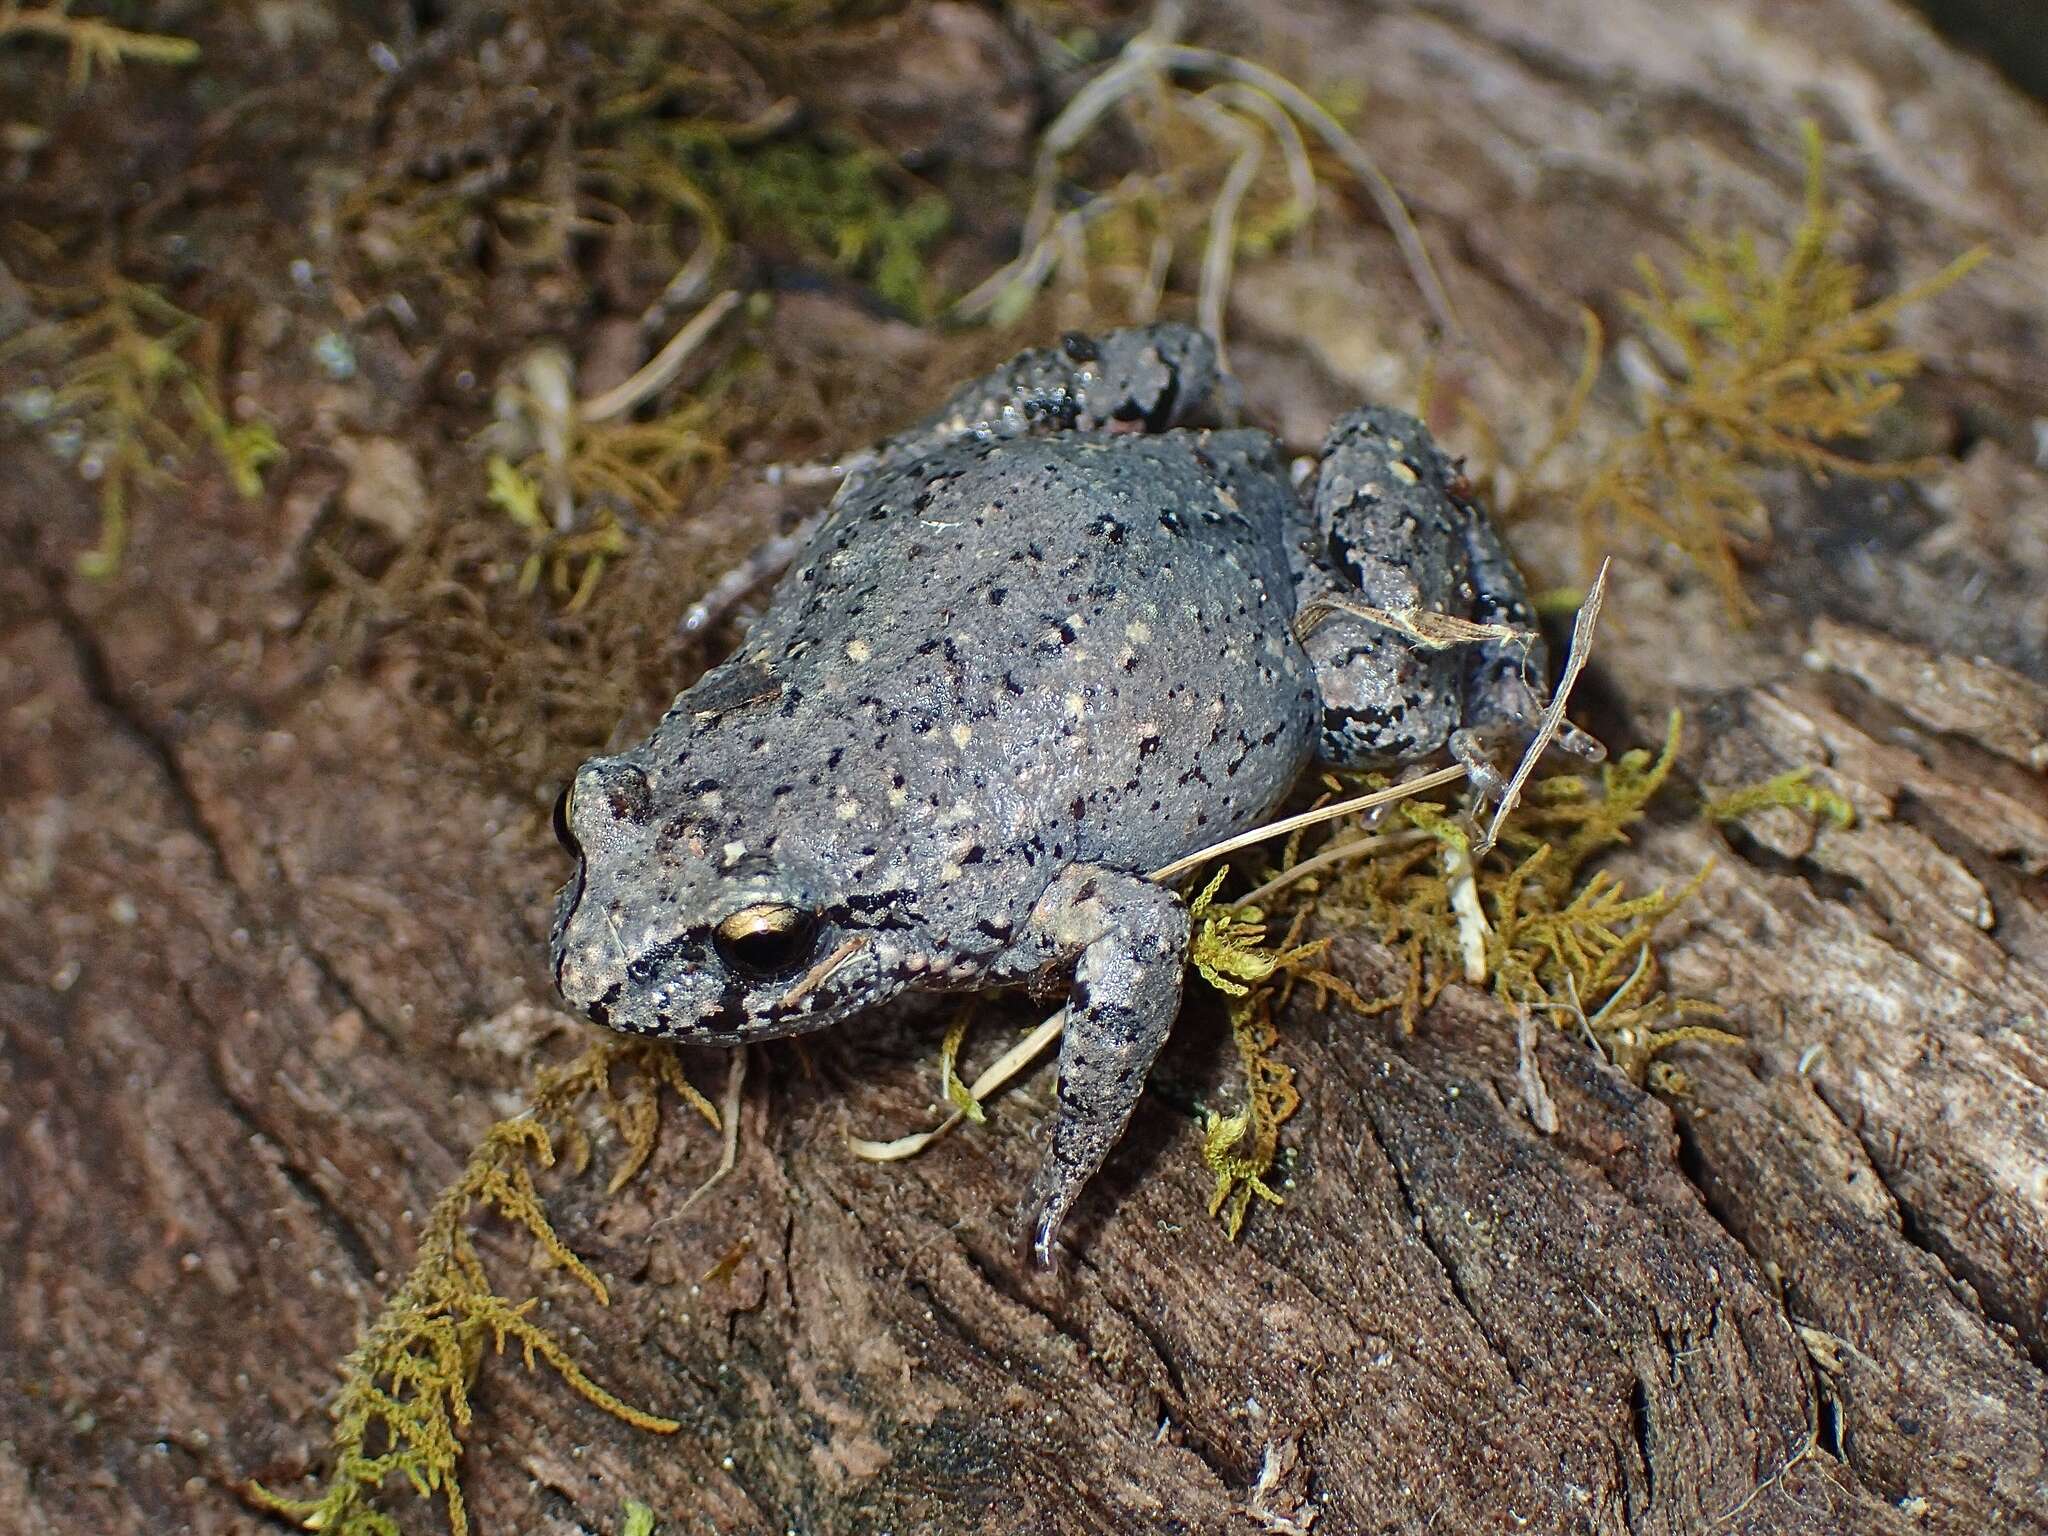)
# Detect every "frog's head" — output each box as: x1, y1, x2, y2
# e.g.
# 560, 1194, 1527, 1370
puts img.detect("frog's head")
1064, 322, 1220, 433
548, 751, 901, 1045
